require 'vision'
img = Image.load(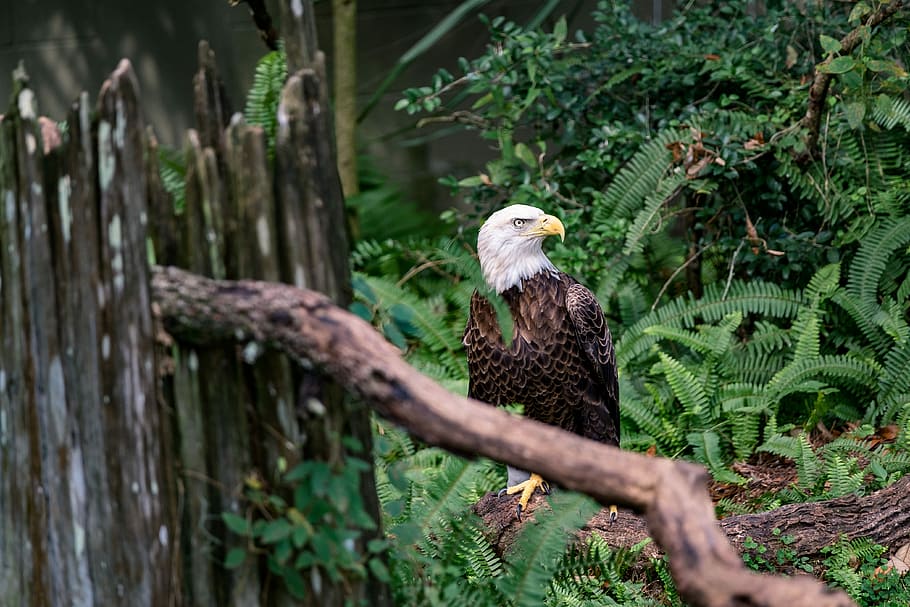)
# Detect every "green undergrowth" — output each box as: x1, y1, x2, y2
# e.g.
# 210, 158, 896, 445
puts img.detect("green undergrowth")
210, 0, 910, 604
358, 0, 910, 603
